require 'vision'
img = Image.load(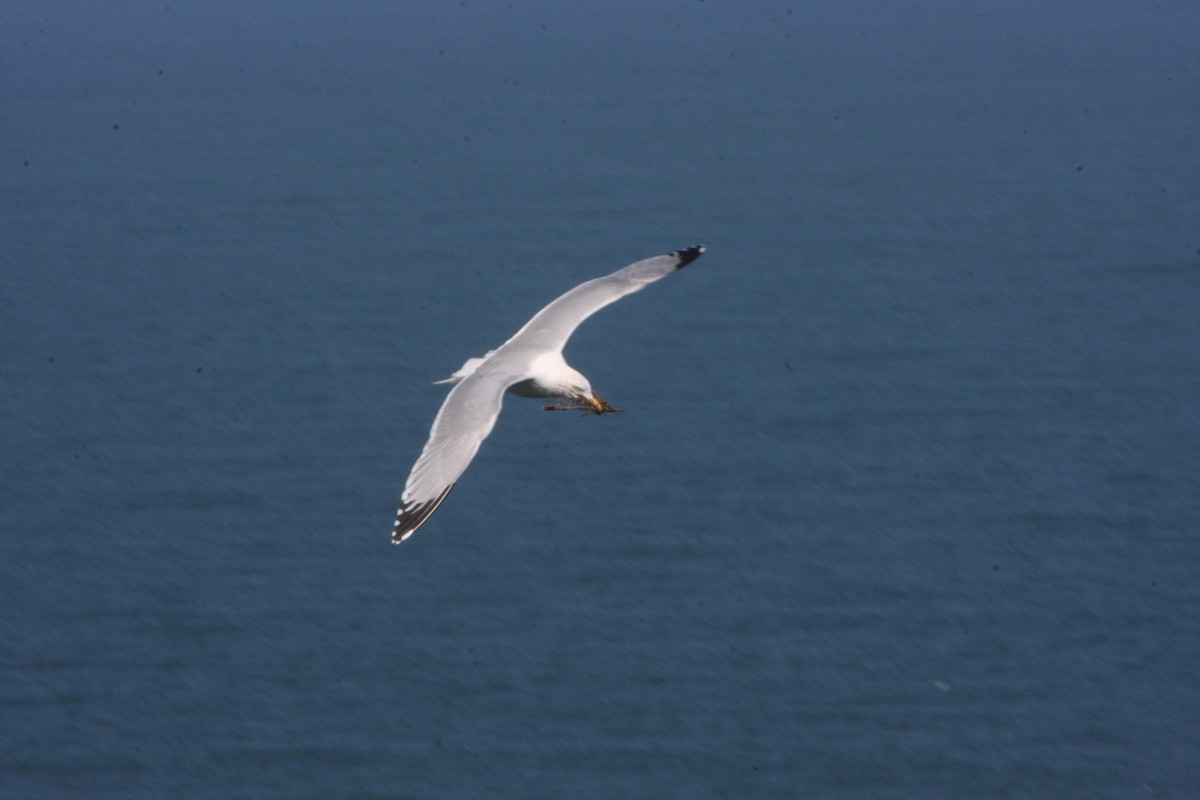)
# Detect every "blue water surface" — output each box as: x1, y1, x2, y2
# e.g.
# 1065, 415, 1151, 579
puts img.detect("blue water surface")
3, 2, 1199, 798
